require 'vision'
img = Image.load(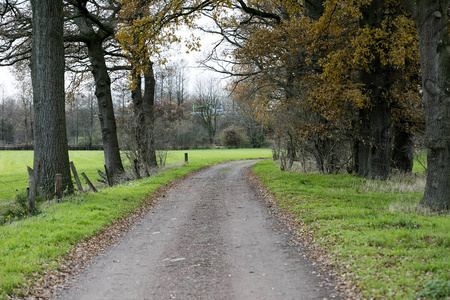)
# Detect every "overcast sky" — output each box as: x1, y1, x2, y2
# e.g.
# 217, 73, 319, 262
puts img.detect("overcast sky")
0, 67, 15, 97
